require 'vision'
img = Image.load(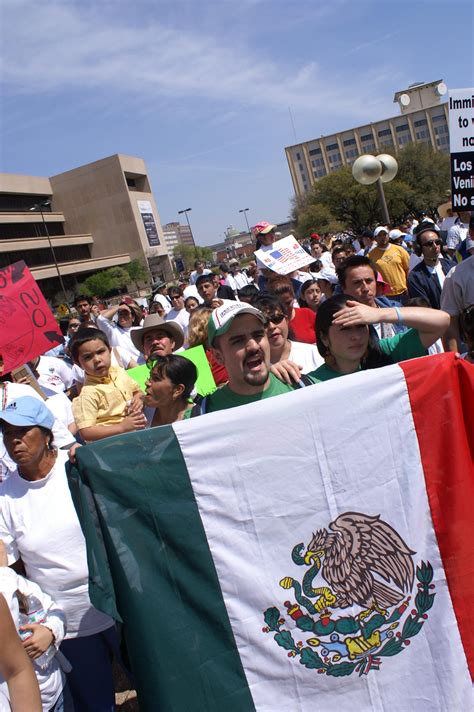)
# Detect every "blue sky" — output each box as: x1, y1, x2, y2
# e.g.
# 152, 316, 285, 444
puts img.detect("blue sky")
1, 0, 472, 246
